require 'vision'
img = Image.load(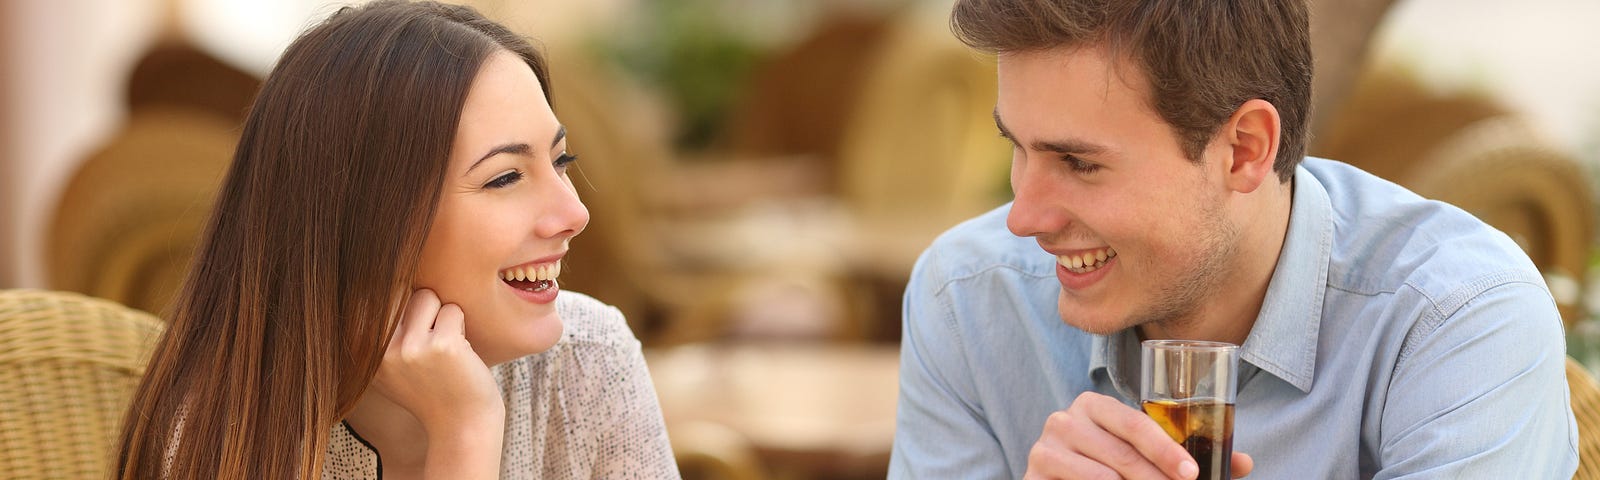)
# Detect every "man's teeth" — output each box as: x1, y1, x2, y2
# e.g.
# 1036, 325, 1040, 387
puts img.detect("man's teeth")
1057, 247, 1116, 274
499, 262, 561, 282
